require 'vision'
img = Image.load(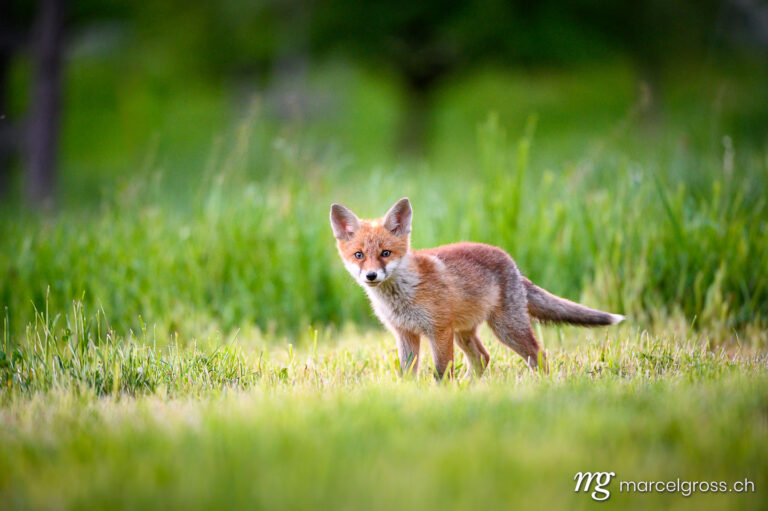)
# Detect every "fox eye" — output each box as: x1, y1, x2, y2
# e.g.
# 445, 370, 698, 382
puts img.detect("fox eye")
354, 251, 364, 260
381, 250, 391, 257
